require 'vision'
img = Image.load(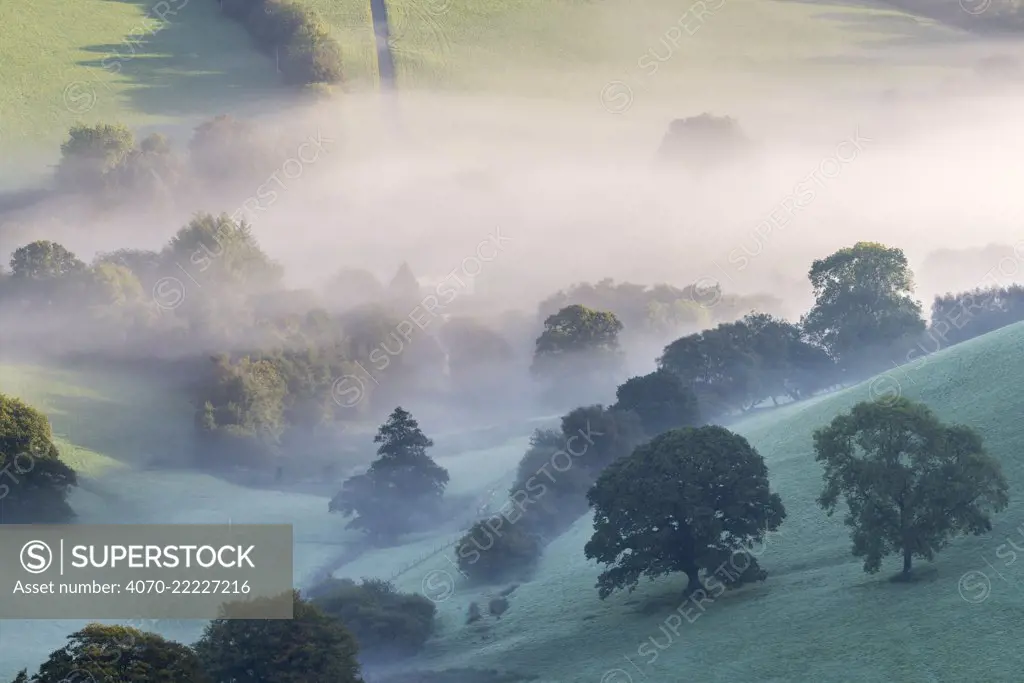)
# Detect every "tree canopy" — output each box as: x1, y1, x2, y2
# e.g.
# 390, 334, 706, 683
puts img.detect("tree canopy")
585, 425, 785, 598
801, 242, 925, 374
612, 369, 701, 438
195, 590, 363, 683
814, 396, 1009, 576
310, 578, 436, 661
28, 624, 209, 683
0, 394, 77, 524
329, 407, 449, 539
